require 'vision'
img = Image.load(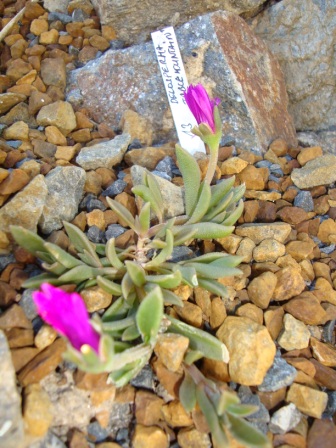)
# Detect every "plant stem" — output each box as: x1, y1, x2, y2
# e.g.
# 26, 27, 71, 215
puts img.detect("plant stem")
204, 146, 218, 186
